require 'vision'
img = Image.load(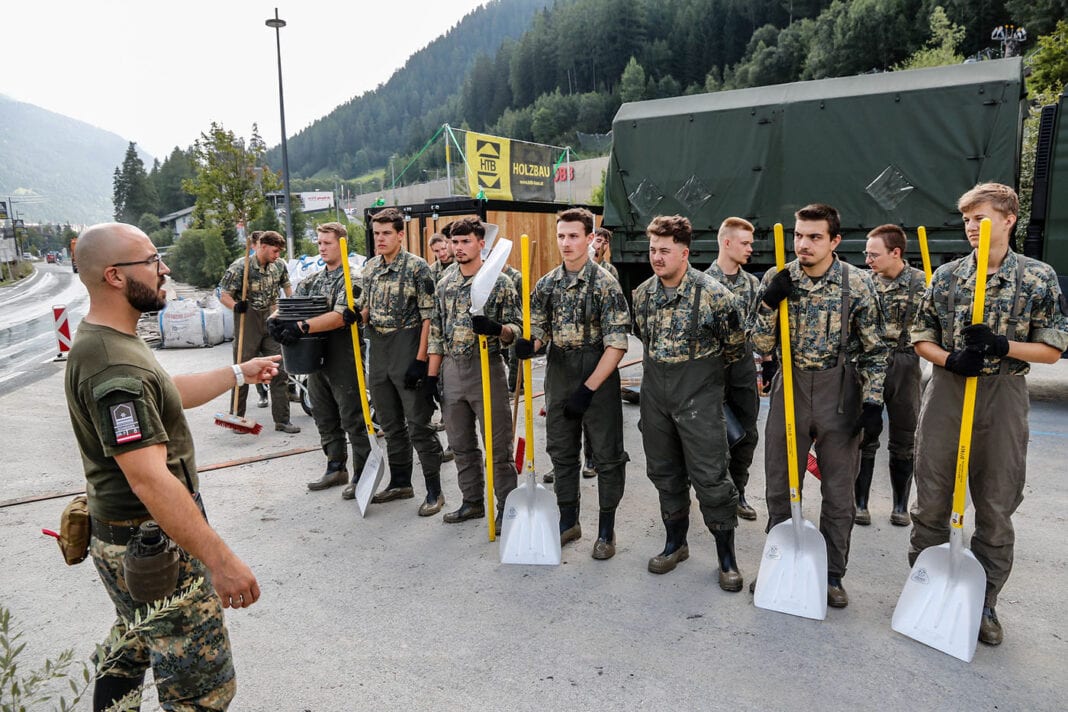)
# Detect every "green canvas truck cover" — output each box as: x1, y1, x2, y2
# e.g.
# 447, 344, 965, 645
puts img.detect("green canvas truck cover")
603, 59, 1026, 253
